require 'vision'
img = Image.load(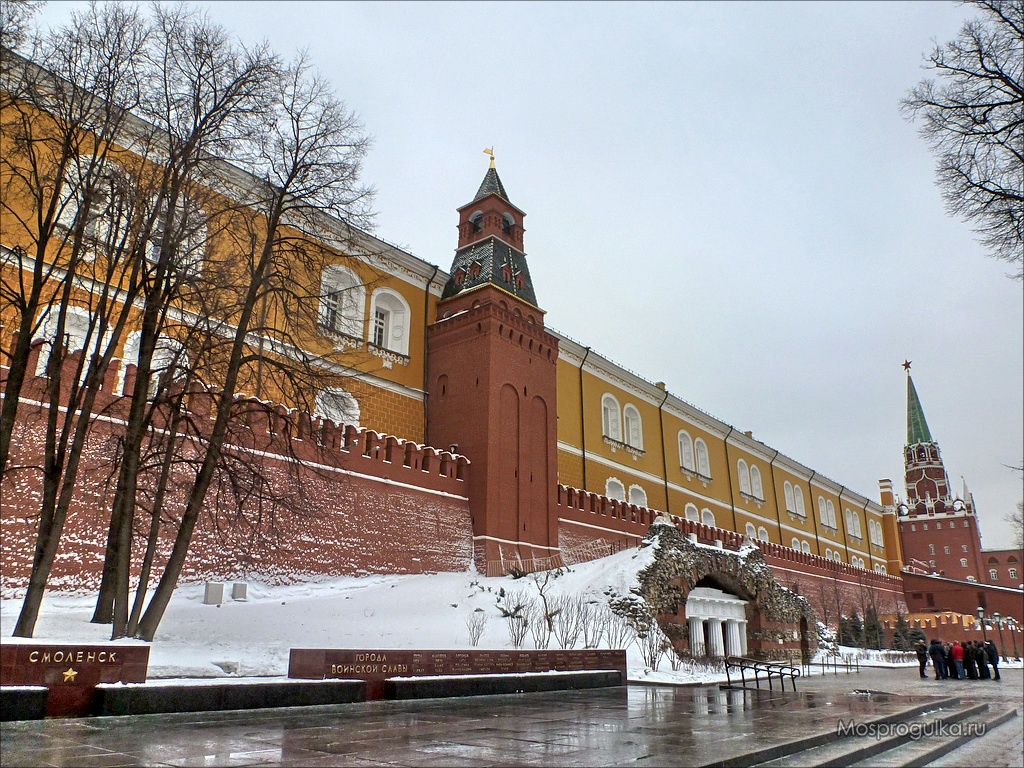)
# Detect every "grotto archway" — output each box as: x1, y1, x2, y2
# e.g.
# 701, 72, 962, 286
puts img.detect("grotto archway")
634, 522, 817, 661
